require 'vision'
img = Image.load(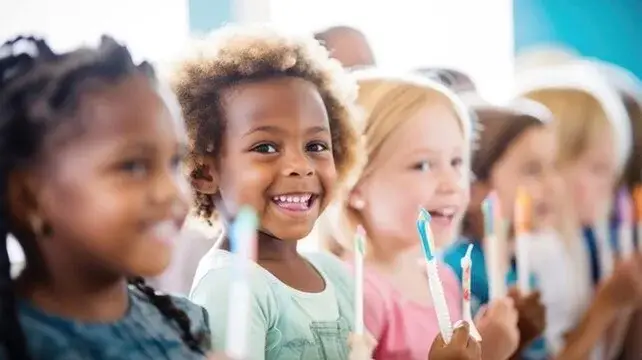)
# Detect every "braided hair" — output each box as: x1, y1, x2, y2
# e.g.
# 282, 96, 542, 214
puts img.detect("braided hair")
0, 36, 205, 359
